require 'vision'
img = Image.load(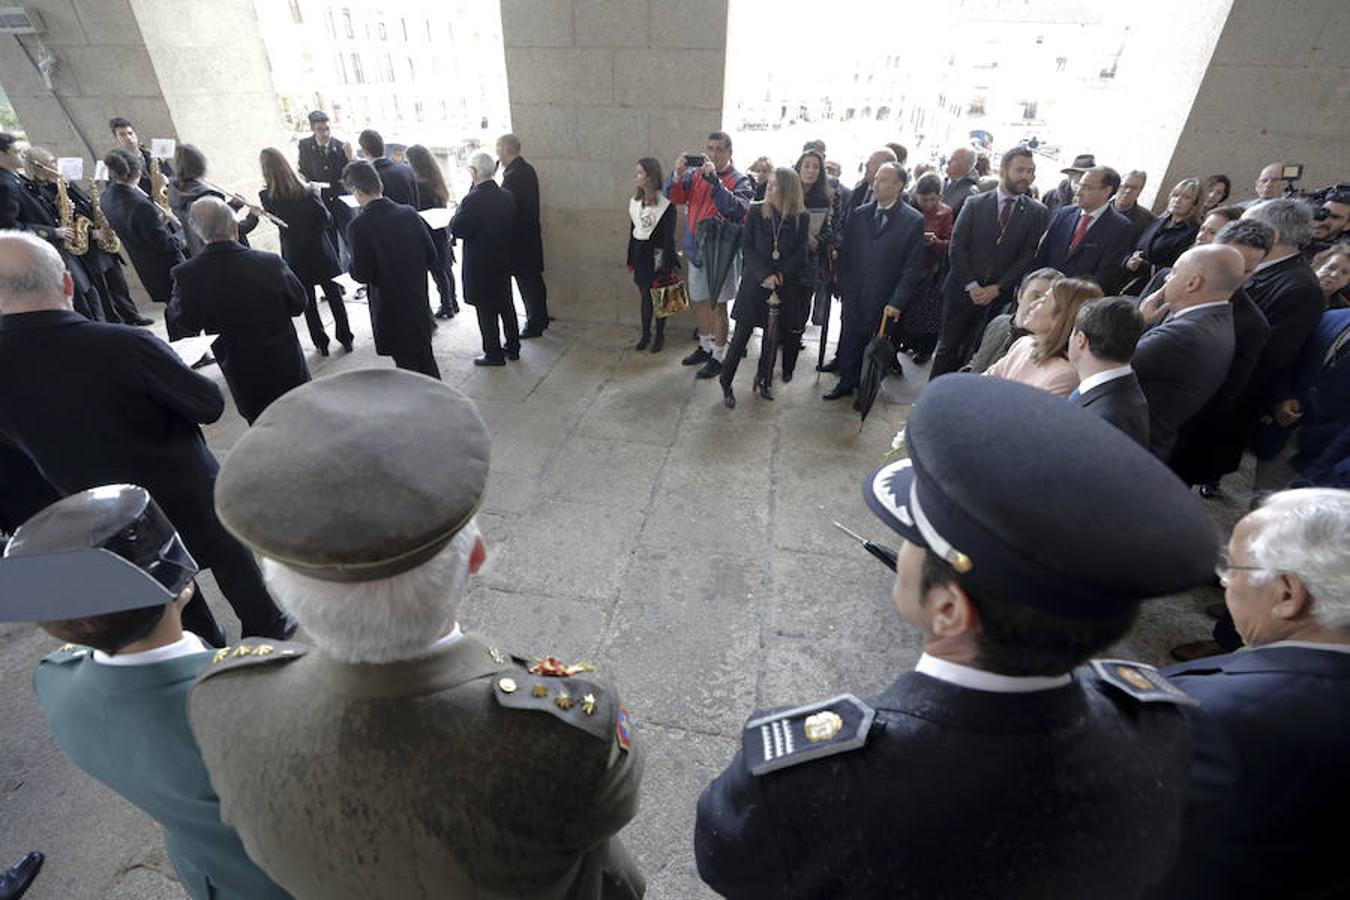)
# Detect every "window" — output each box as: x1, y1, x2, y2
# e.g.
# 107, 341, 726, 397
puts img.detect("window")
288, 0, 303, 23
349, 52, 364, 84
378, 20, 387, 40
414, 100, 425, 123
406, 56, 415, 80
382, 52, 395, 82
324, 8, 335, 38
341, 9, 353, 39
